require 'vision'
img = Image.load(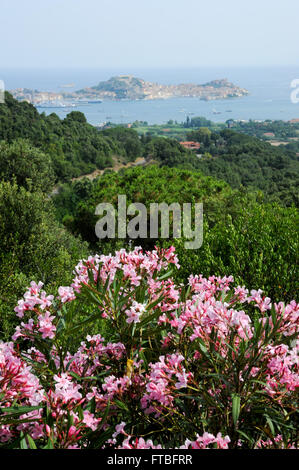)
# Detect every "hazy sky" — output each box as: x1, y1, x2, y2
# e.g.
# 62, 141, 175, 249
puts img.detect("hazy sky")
1, 0, 298, 68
